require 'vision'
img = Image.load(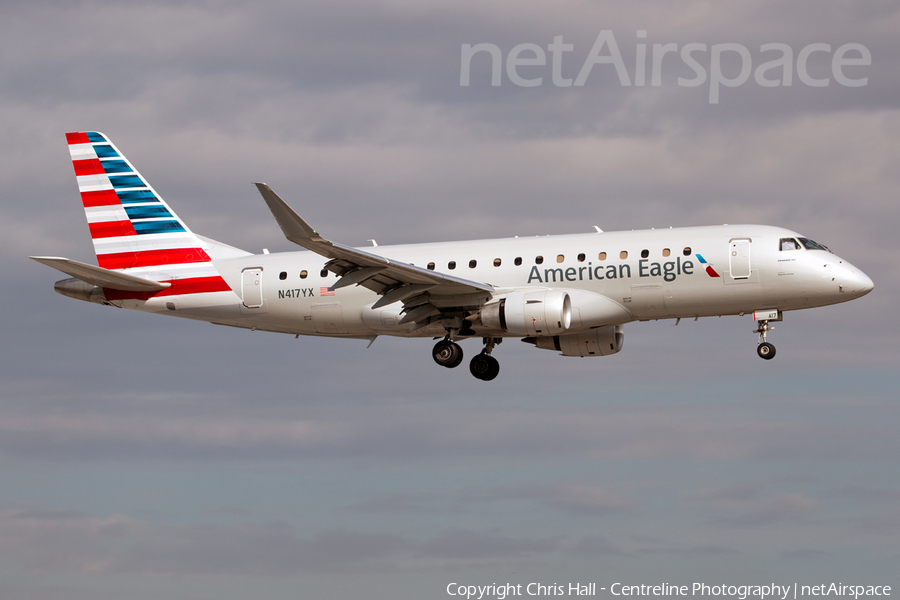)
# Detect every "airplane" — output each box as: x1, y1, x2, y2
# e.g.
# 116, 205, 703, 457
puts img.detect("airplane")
31, 132, 874, 381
